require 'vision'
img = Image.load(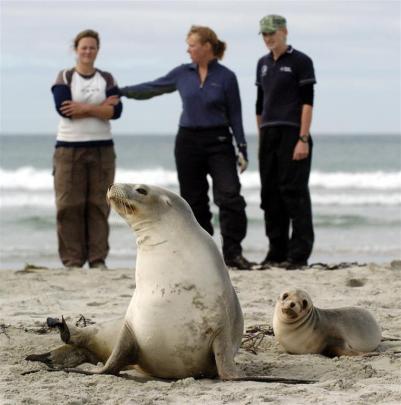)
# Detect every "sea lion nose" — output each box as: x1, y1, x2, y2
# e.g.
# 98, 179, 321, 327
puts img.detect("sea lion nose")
290, 302, 296, 308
